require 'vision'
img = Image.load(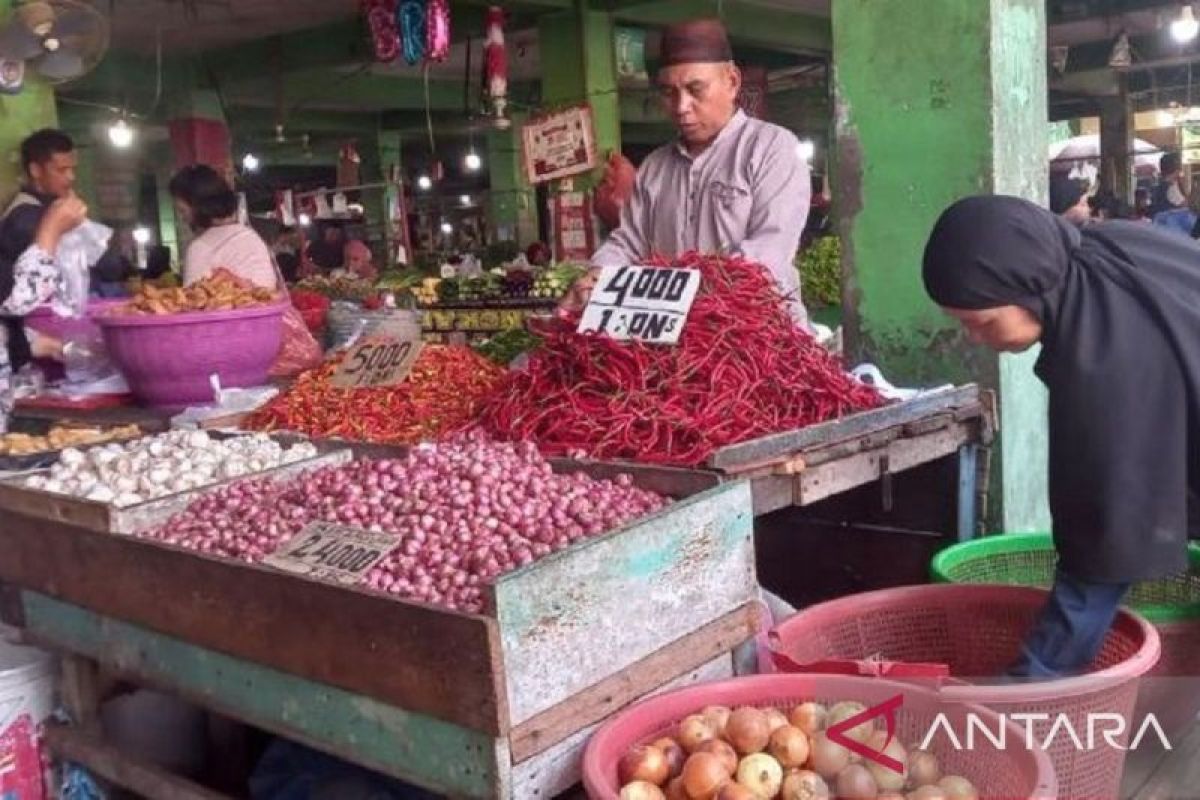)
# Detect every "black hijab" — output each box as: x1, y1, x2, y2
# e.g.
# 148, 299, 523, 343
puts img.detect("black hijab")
924, 195, 1200, 583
